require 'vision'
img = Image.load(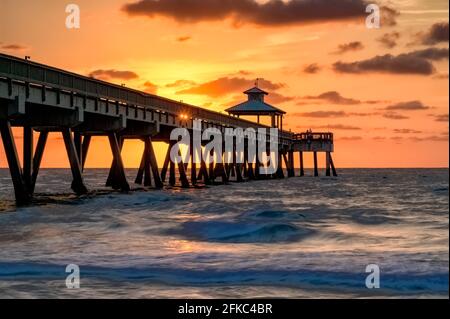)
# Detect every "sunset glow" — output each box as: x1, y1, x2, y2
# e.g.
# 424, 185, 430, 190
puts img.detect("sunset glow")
1, 0, 448, 168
